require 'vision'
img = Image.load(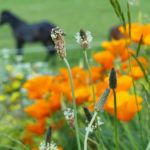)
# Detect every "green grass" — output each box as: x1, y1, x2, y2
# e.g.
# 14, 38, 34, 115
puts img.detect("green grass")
1, 0, 150, 62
